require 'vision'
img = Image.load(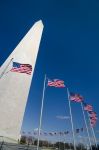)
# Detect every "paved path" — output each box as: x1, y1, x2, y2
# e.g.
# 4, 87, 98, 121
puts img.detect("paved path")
0, 142, 56, 150
0, 142, 38, 150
